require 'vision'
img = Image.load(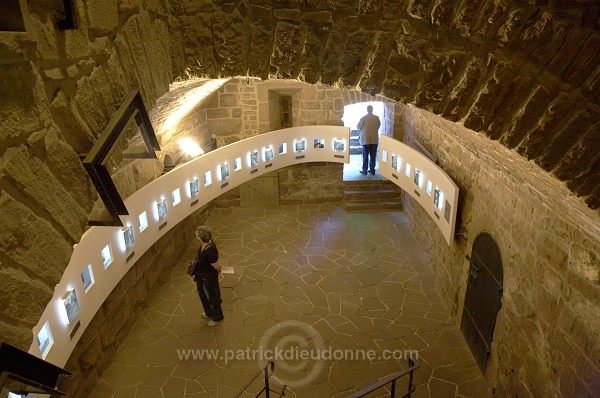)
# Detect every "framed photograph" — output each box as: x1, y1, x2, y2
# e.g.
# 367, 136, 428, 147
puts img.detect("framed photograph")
391, 155, 398, 171
37, 321, 53, 358
172, 188, 181, 206
433, 188, 441, 209
414, 169, 421, 187
101, 244, 112, 268
265, 147, 274, 161
81, 264, 94, 292
405, 163, 411, 178
279, 143, 287, 154
157, 198, 168, 220
204, 171, 212, 186
295, 139, 306, 152
123, 225, 134, 250
333, 139, 345, 151
426, 180, 433, 196
63, 289, 80, 324
314, 138, 325, 149
444, 200, 451, 222
250, 151, 259, 167
190, 178, 199, 196
234, 157, 242, 171
220, 163, 229, 180
381, 150, 388, 163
